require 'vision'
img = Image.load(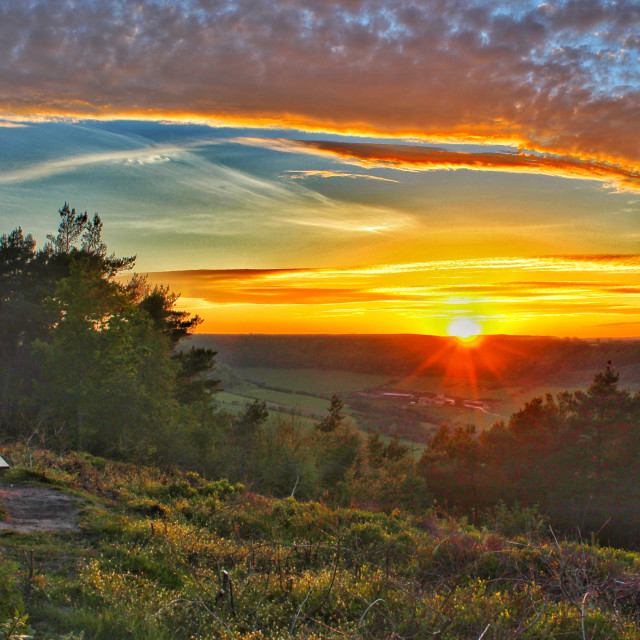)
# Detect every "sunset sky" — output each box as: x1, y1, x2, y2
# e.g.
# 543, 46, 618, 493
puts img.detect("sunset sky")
1, 0, 639, 336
